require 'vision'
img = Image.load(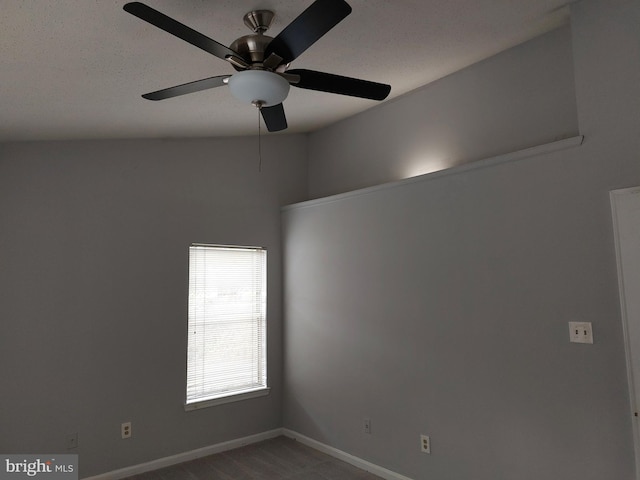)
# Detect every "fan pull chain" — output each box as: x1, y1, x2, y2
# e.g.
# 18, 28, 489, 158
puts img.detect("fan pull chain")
258, 106, 262, 172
